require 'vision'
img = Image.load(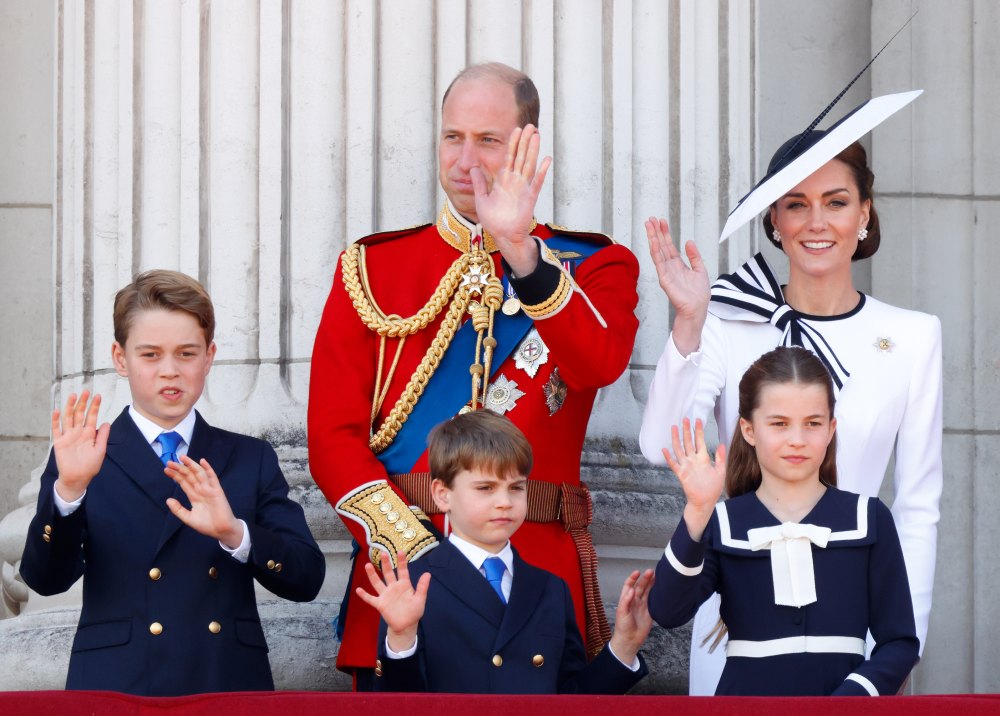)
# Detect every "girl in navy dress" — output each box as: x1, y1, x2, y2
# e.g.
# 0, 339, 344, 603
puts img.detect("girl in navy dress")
649, 346, 919, 696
